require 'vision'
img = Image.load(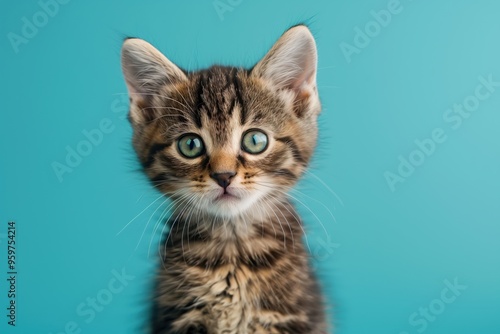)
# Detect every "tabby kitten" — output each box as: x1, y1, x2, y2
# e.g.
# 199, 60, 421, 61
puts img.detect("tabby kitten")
121, 25, 329, 334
